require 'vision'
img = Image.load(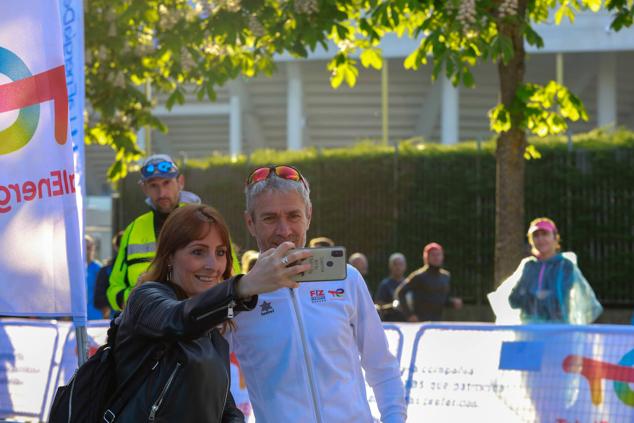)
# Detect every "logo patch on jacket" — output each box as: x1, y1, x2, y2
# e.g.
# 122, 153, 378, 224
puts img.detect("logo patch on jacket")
328, 288, 345, 299
260, 300, 274, 315
310, 289, 326, 303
